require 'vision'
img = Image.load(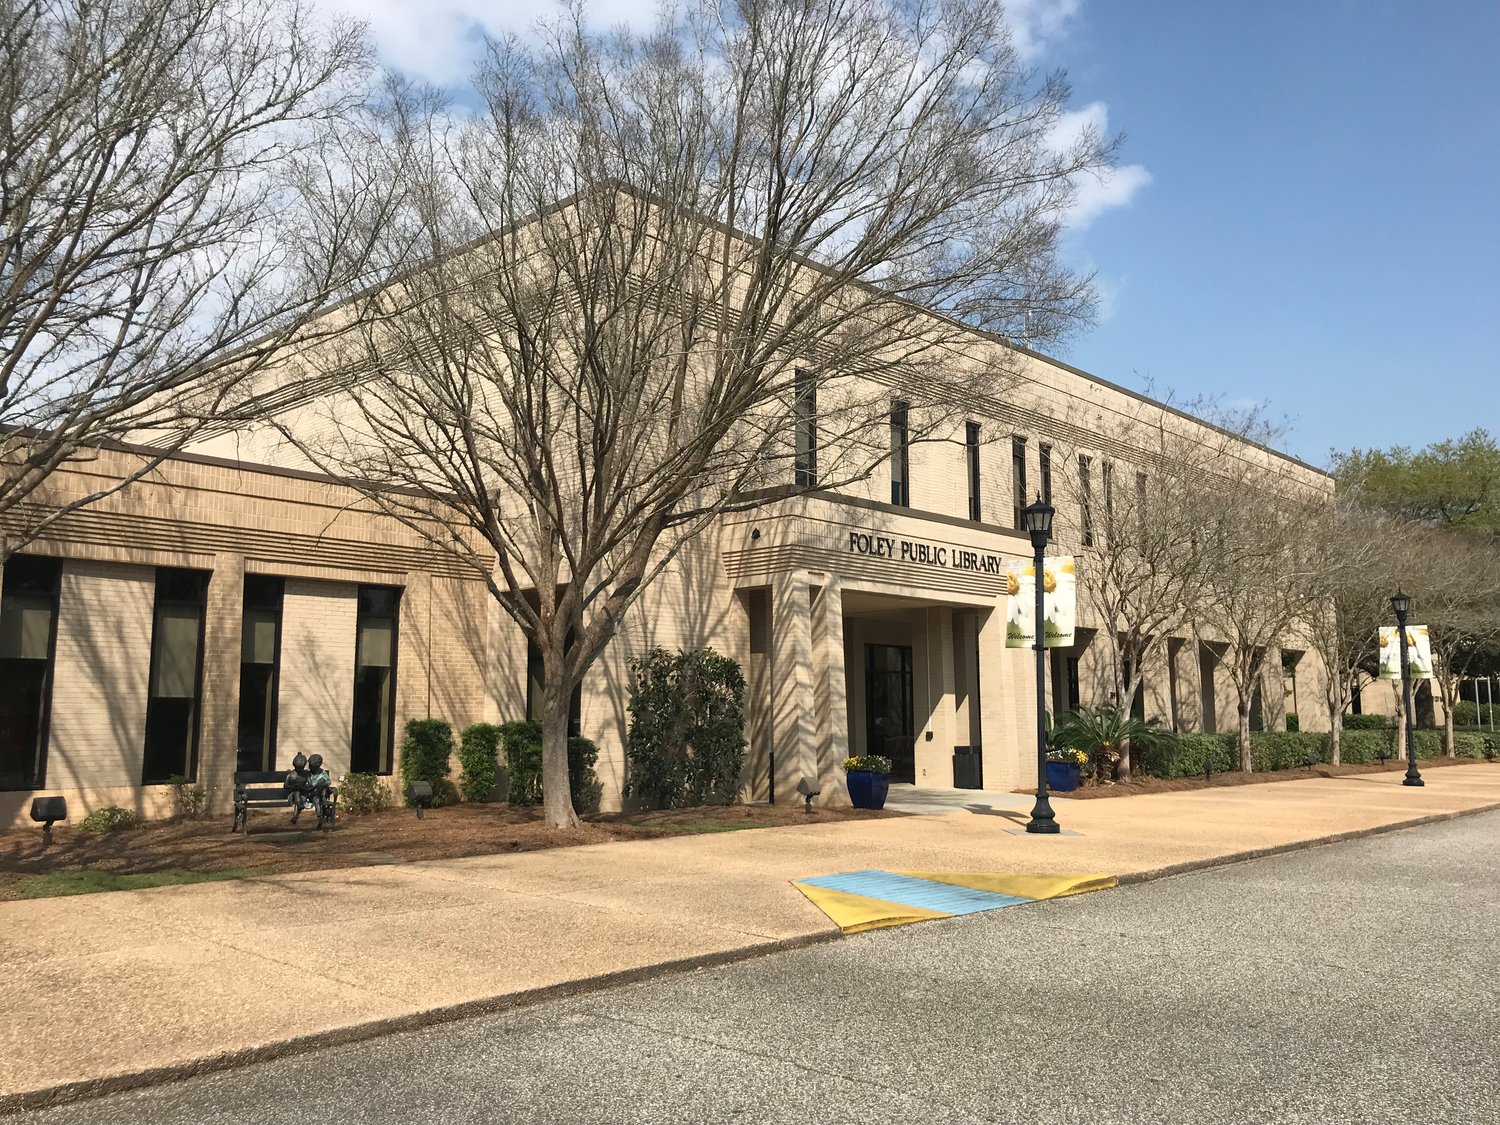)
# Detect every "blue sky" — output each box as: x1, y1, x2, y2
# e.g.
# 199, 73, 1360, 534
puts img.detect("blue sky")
334, 0, 1497, 465
1043, 1, 1499, 464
